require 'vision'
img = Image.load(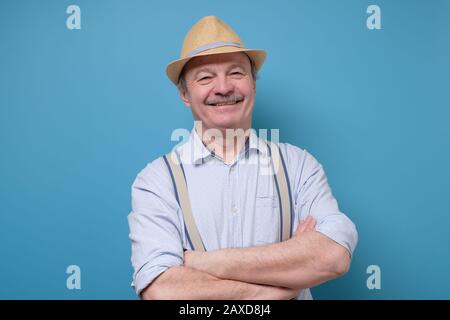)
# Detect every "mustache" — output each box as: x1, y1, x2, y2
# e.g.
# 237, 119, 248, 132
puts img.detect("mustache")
205, 95, 244, 106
